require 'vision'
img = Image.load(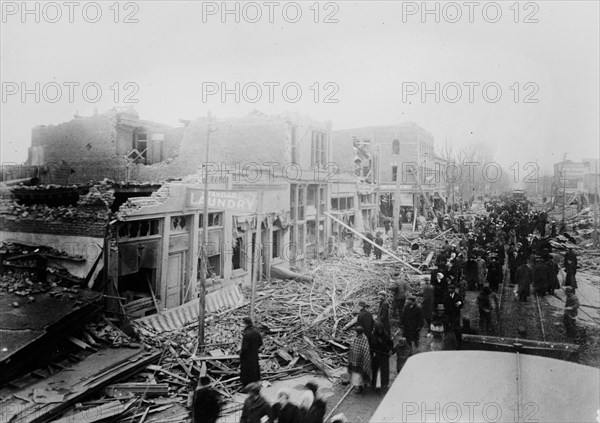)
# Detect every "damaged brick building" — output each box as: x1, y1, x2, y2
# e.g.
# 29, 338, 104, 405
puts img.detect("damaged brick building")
21, 107, 185, 184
